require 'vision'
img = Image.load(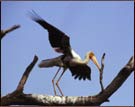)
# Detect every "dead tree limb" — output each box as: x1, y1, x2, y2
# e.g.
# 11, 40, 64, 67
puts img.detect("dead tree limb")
1, 55, 38, 105
16, 55, 38, 93
99, 53, 105, 92
1, 25, 20, 39
1, 56, 134, 106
